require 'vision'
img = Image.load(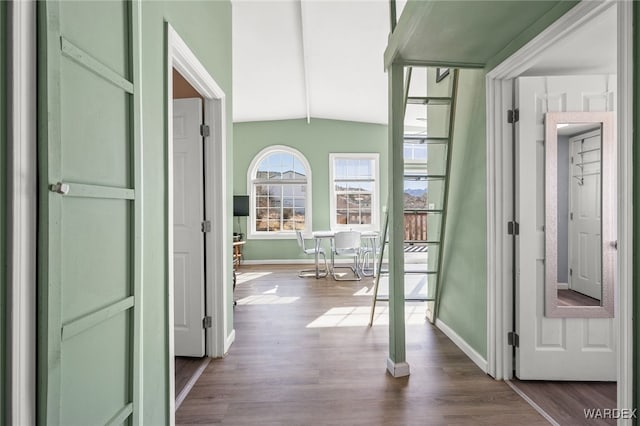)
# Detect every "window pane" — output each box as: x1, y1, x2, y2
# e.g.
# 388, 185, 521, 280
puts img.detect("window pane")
336, 209, 348, 224
293, 158, 305, 177
283, 207, 293, 220
336, 194, 348, 209
404, 179, 428, 209
252, 148, 310, 234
